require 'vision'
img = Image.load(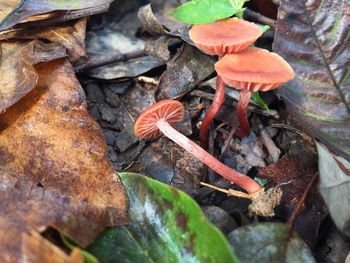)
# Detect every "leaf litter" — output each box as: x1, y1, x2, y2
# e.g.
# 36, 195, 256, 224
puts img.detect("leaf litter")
1, 0, 350, 261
